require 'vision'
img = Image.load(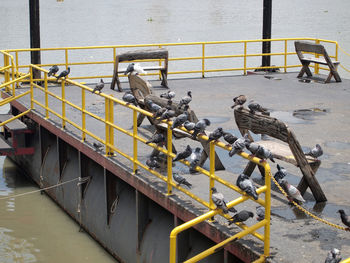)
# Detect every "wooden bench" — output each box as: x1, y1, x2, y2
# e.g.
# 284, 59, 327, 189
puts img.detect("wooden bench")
234, 107, 327, 202
111, 48, 169, 92
294, 41, 341, 83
